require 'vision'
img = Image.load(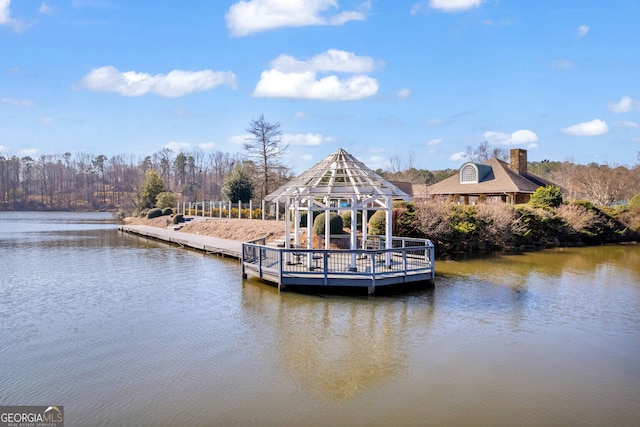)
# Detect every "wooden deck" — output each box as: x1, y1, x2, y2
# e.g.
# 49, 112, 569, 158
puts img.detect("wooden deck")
242, 237, 435, 295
